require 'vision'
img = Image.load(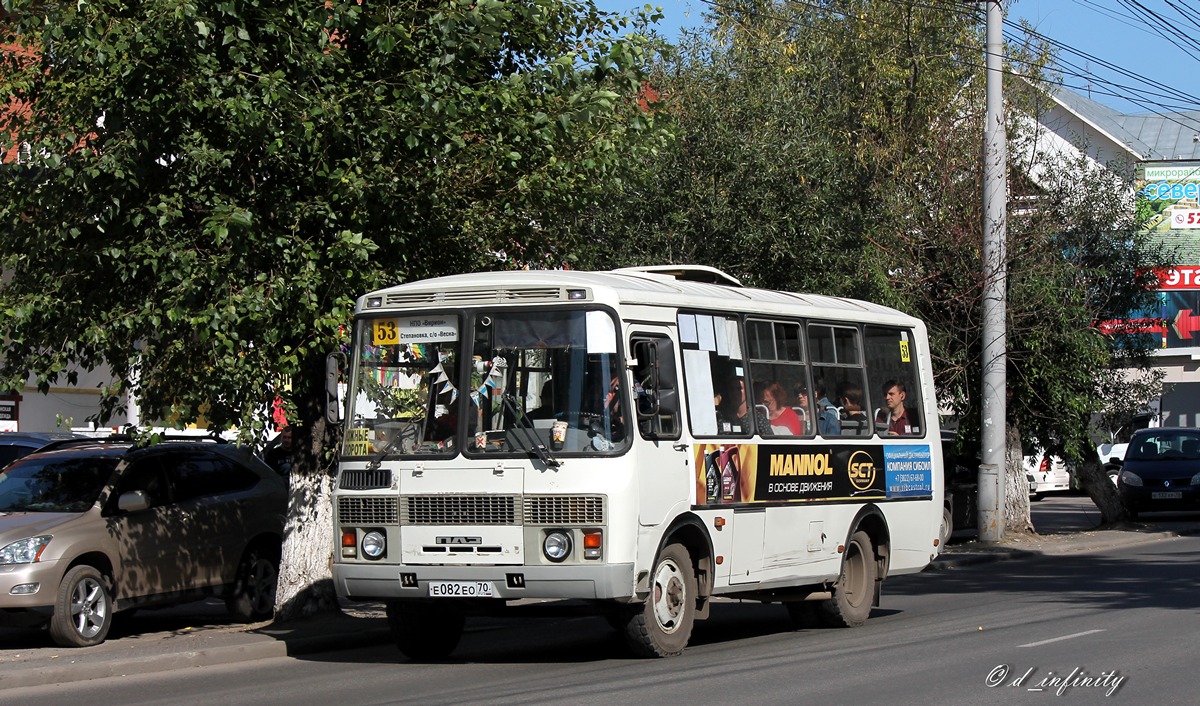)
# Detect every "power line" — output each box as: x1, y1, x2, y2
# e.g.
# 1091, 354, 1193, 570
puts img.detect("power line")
688, 0, 1200, 132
